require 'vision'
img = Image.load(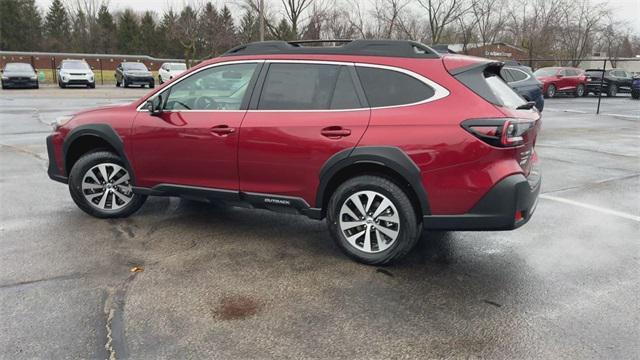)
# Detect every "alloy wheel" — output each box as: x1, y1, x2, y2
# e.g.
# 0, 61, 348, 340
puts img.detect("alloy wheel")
338, 190, 400, 253
81, 163, 133, 211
